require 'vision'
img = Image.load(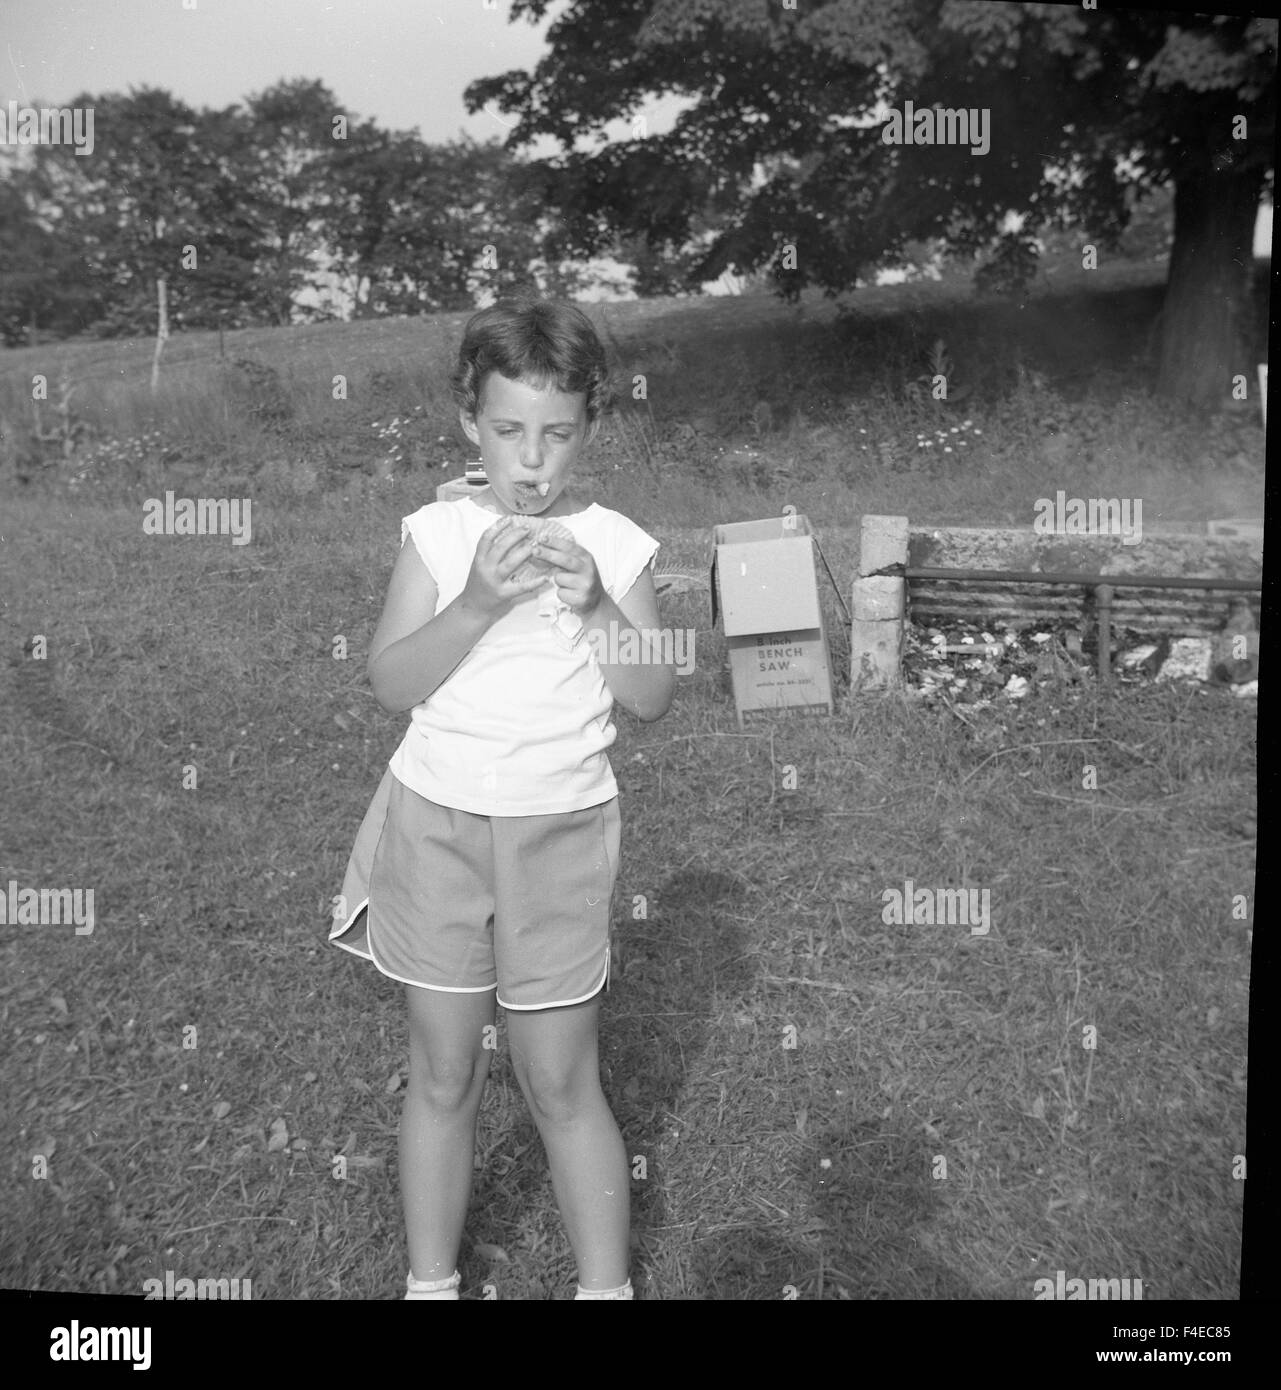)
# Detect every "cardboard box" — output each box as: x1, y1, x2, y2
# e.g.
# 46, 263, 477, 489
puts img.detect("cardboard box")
711, 515, 834, 724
